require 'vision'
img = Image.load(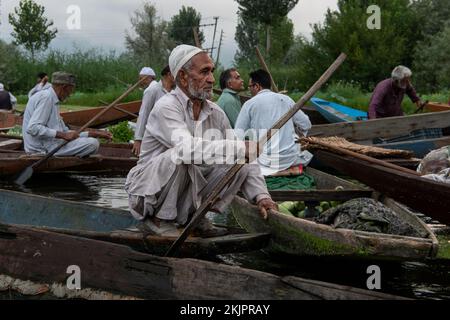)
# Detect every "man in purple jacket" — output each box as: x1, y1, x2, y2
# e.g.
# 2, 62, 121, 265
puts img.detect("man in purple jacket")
368, 66, 423, 119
